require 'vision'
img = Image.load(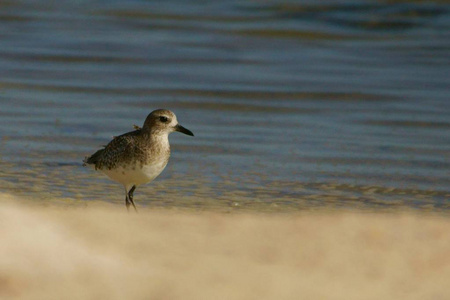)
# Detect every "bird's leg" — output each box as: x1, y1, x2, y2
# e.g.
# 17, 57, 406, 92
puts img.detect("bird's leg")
125, 193, 131, 211
128, 185, 138, 213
